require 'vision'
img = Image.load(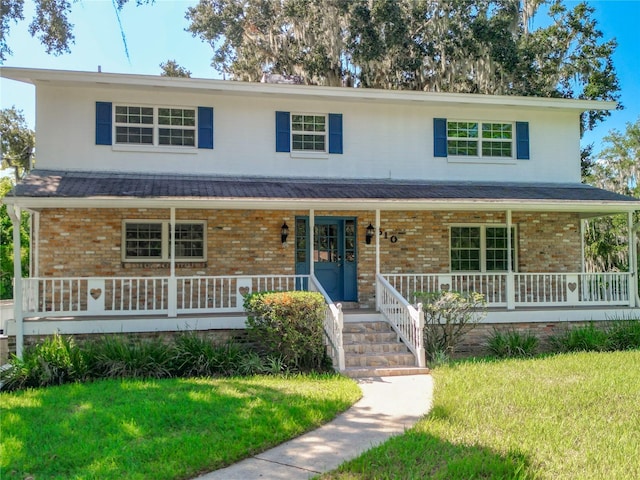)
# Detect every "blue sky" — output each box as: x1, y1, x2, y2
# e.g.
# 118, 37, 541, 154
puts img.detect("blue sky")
1, 0, 638, 154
